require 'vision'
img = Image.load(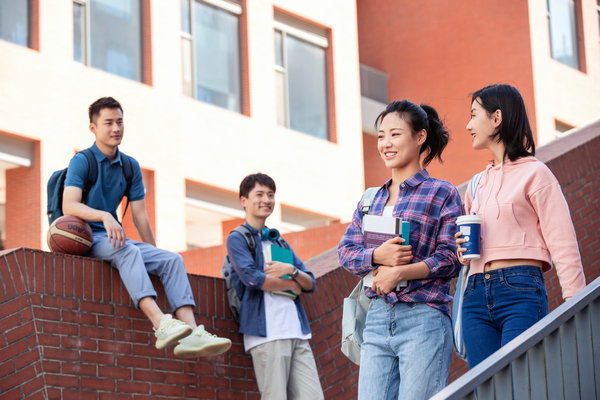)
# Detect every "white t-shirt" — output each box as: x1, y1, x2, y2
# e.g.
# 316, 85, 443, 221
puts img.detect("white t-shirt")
243, 241, 311, 352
